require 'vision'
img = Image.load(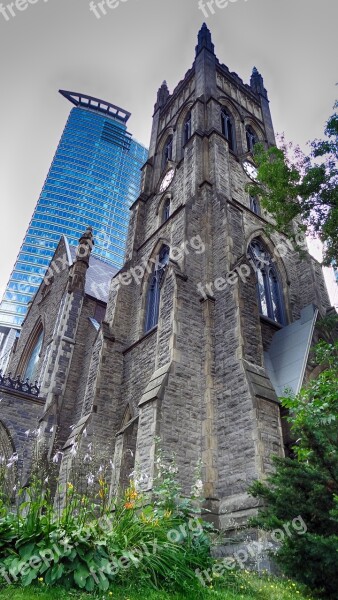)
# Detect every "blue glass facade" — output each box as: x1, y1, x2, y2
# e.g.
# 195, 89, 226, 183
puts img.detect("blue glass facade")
0, 92, 148, 329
